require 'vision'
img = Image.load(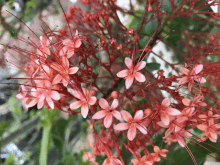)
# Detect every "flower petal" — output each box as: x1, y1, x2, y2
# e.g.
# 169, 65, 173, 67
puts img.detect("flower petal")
99, 98, 110, 109
161, 112, 170, 126
72, 90, 82, 99
116, 69, 129, 78
188, 82, 193, 91
28, 99, 38, 108
63, 39, 72, 45
75, 39, 82, 48
69, 67, 79, 74
125, 75, 134, 89
70, 101, 83, 109
192, 64, 203, 75
104, 113, 113, 128
92, 110, 107, 119
125, 57, 134, 70
197, 124, 208, 131
53, 74, 62, 85
177, 136, 186, 147
134, 110, 143, 121
194, 76, 206, 83
127, 125, 137, 141
37, 101, 44, 109
136, 124, 147, 134
154, 146, 160, 153
88, 96, 97, 105
134, 61, 146, 71
134, 72, 146, 82
50, 91, 60, 100
111, 99, 118, 109
182, 98, 191, 106
181, 67, 190, 75
161, 98, 170, 108
121, 110, 133, 122
165, 108, 181, 116
112, 110, 121, 120
81, 104, 89, 118
16, 93, 23, 99
114, 123, 130, 131
178, 77, 188, 85
46, 96, 54, 109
